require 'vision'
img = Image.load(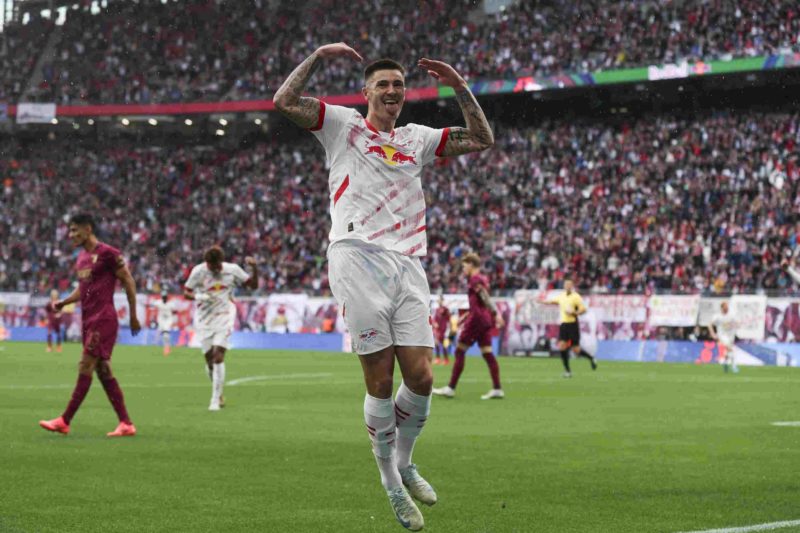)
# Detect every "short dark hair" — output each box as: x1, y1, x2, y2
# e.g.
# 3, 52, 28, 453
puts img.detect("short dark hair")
461, 252, 481, 268
204, 245, 224, 265
70, 213, 95, 231
364, 58, 405, 82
